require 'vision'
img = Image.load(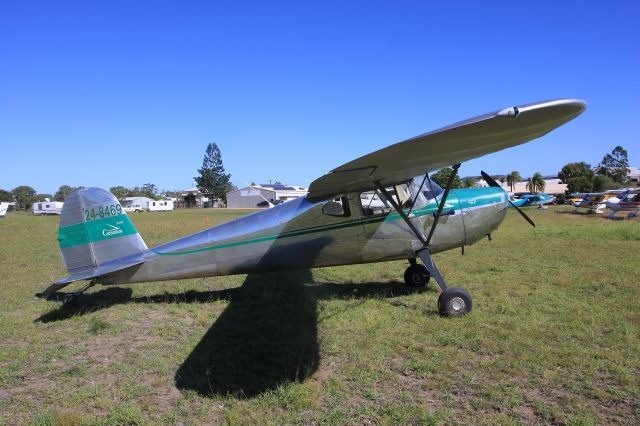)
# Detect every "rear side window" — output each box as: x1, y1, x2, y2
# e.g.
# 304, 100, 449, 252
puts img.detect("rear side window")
322, 195, 351, 217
